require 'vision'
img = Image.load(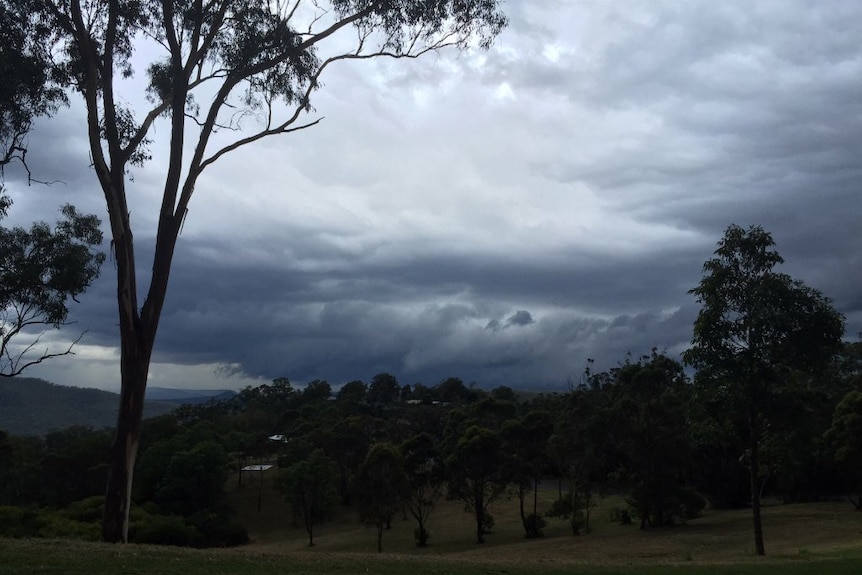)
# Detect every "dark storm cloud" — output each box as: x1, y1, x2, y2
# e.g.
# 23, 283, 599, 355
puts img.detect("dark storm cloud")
108, 233, 701, 388
506, 311, 534, 327
6, 1, 861, 391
